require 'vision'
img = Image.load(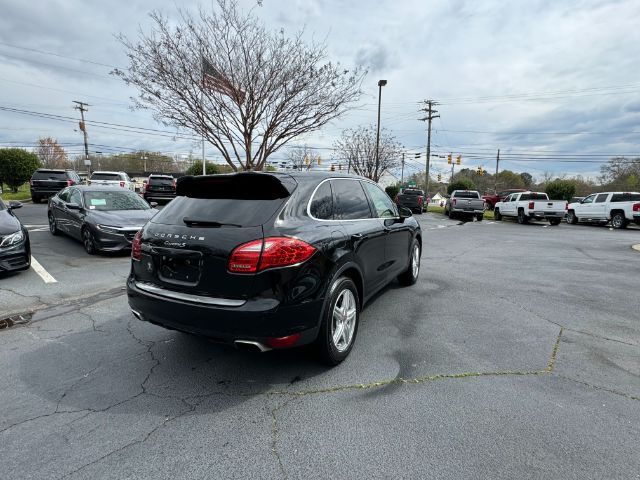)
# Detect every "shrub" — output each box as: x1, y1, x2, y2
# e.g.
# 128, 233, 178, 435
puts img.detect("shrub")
185, 160, 220, 176
0, 148, 41, 193
545, 179, 576, 201
447, 178, 476, 194
385, 184, 400, 199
